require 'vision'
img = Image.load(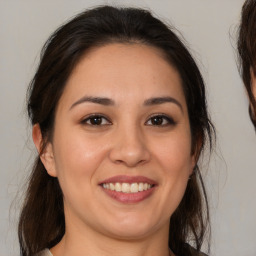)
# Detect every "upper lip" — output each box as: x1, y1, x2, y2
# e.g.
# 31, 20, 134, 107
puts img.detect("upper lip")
99, 175, 157, 185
